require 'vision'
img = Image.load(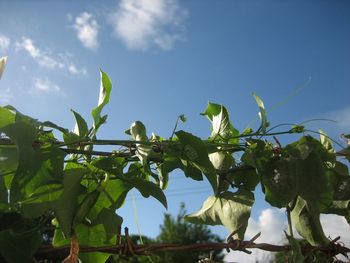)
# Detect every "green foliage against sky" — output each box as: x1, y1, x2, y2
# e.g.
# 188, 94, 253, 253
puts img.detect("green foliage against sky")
0, 69, 350, 262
